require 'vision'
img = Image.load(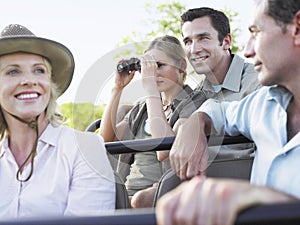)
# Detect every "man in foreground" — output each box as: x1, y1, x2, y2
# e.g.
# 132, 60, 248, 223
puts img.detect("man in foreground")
157, 0, 300, 224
